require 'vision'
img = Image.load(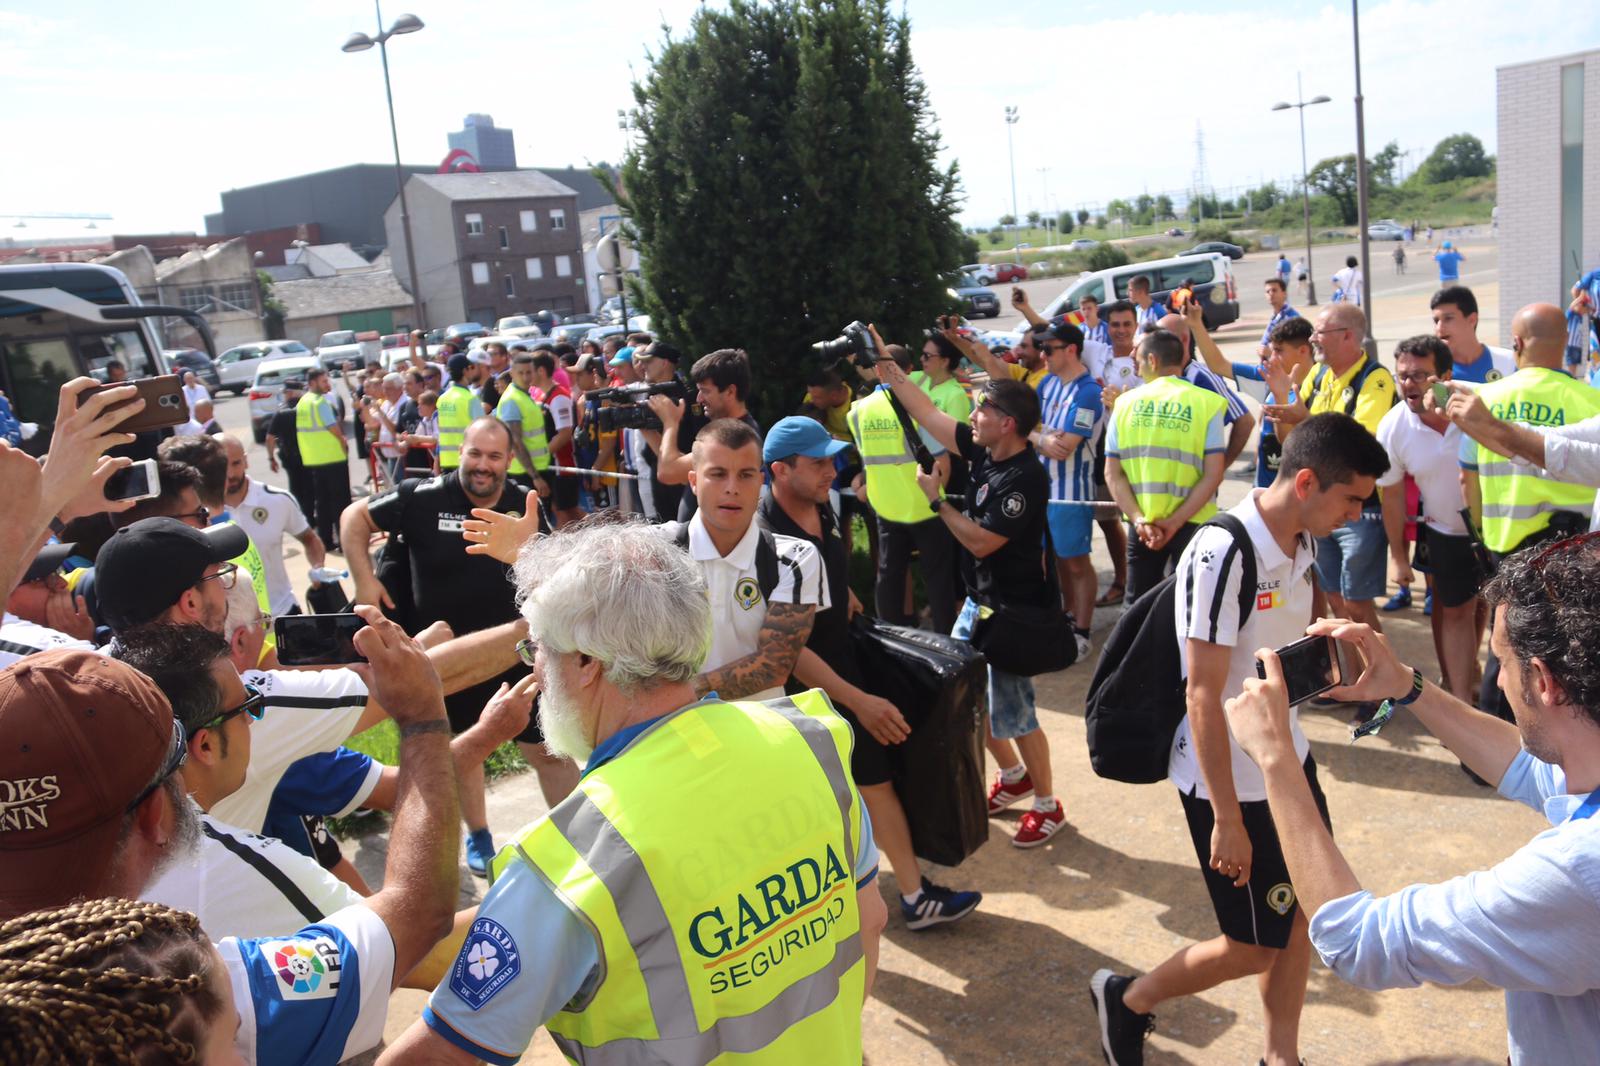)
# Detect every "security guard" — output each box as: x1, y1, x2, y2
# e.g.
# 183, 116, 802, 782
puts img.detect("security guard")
437, 353, 485, 471
295, 366, 349, 551
1103, 328, 1228, 599
847, 343, 958, 633
386, 519, 885, 1065
496, 352, 553, 491
1461, 303, 1600, 722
